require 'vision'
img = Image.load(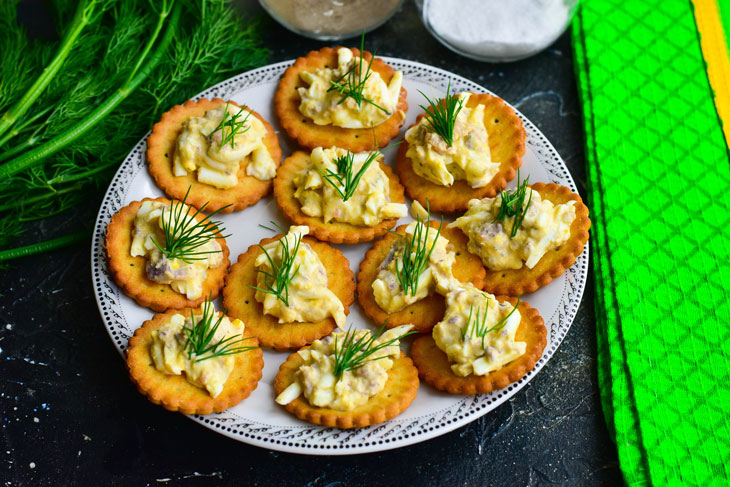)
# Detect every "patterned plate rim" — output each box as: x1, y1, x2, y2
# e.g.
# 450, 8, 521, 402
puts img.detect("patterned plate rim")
91, 57, 589, 455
